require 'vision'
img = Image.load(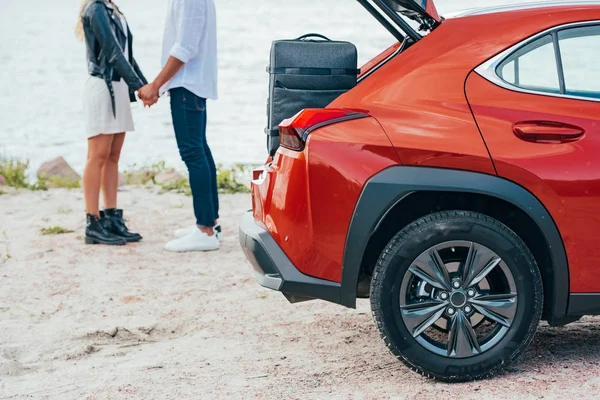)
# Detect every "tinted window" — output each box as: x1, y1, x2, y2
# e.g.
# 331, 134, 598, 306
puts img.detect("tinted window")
558, 25, 600, 98
497, 35, 560, 93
